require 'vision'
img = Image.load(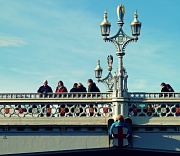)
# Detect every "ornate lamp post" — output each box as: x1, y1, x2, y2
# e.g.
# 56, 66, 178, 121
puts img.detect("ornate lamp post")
94, 55, 117, 92
95, 4, 141, 97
